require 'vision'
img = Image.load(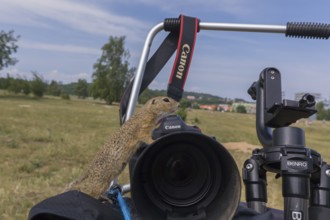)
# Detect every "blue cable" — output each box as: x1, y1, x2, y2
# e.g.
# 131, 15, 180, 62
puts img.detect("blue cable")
108, 187, 131, 220
116, 190, 131, 220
